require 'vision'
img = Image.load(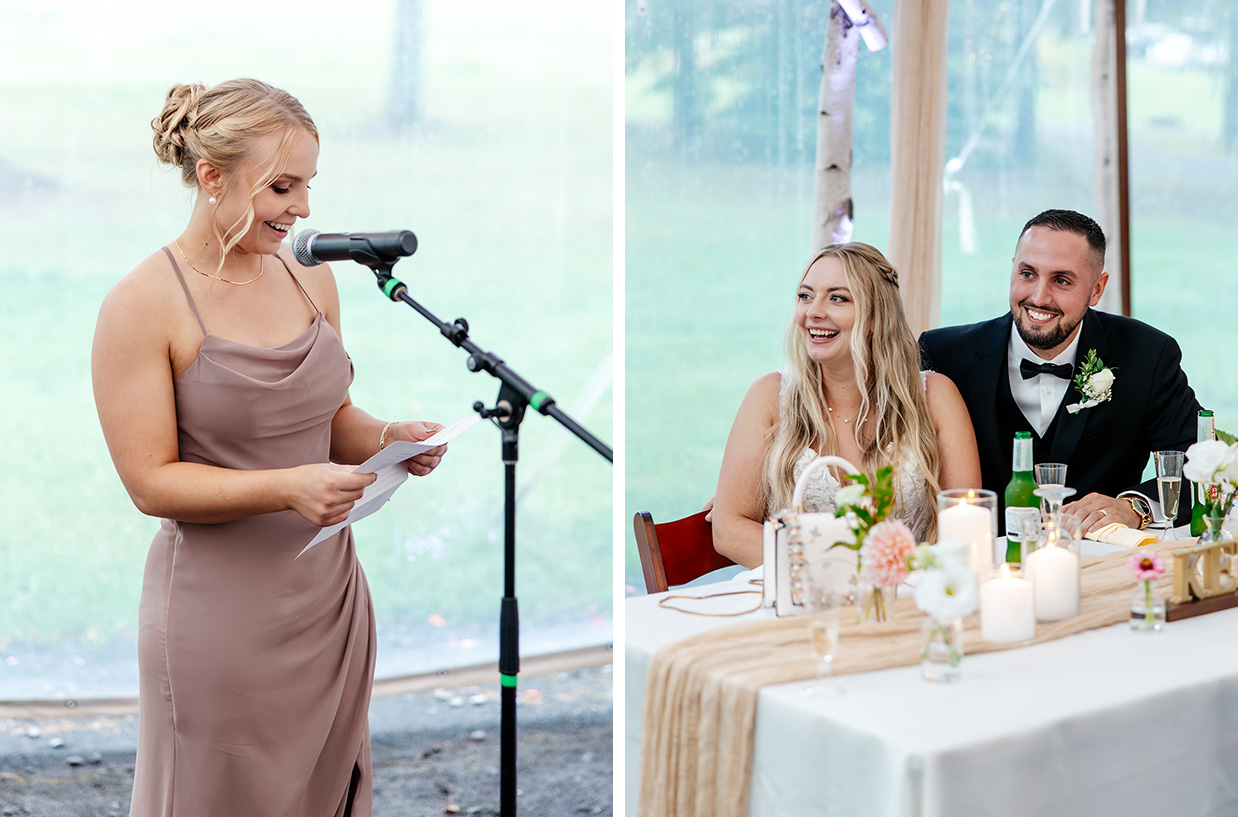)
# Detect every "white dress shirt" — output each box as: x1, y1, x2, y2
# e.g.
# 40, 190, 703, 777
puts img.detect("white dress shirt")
1007, 325, 1082, 438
